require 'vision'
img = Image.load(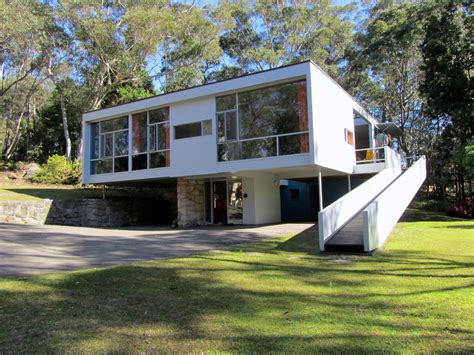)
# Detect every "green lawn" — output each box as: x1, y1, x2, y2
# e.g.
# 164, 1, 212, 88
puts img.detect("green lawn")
0, 184, 130, 201
0, 211, 473, 353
